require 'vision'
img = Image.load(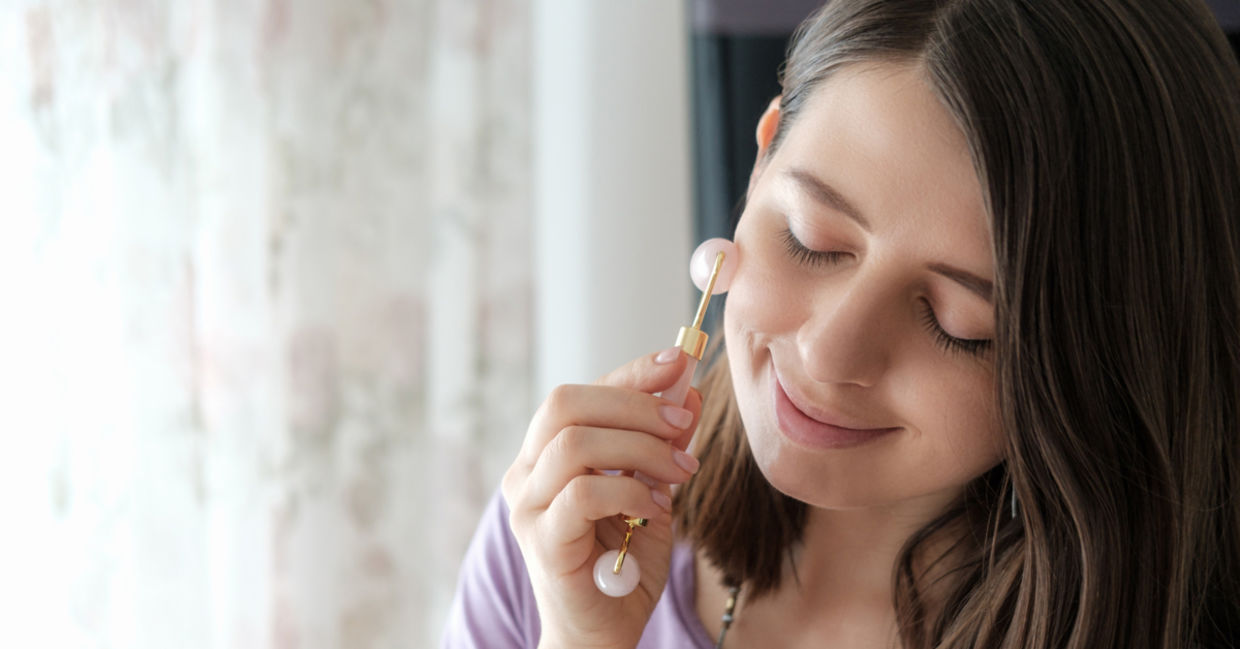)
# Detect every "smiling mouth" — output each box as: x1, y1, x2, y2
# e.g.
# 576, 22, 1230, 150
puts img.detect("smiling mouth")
771, 372, 900, 449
